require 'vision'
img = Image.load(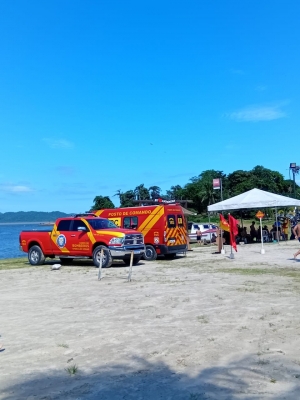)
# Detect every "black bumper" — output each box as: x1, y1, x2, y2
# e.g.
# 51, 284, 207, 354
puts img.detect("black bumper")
154, 244, 187, 255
